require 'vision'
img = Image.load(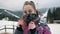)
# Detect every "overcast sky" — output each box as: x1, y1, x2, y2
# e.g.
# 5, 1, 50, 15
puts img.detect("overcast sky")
0, 0, 60, 11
